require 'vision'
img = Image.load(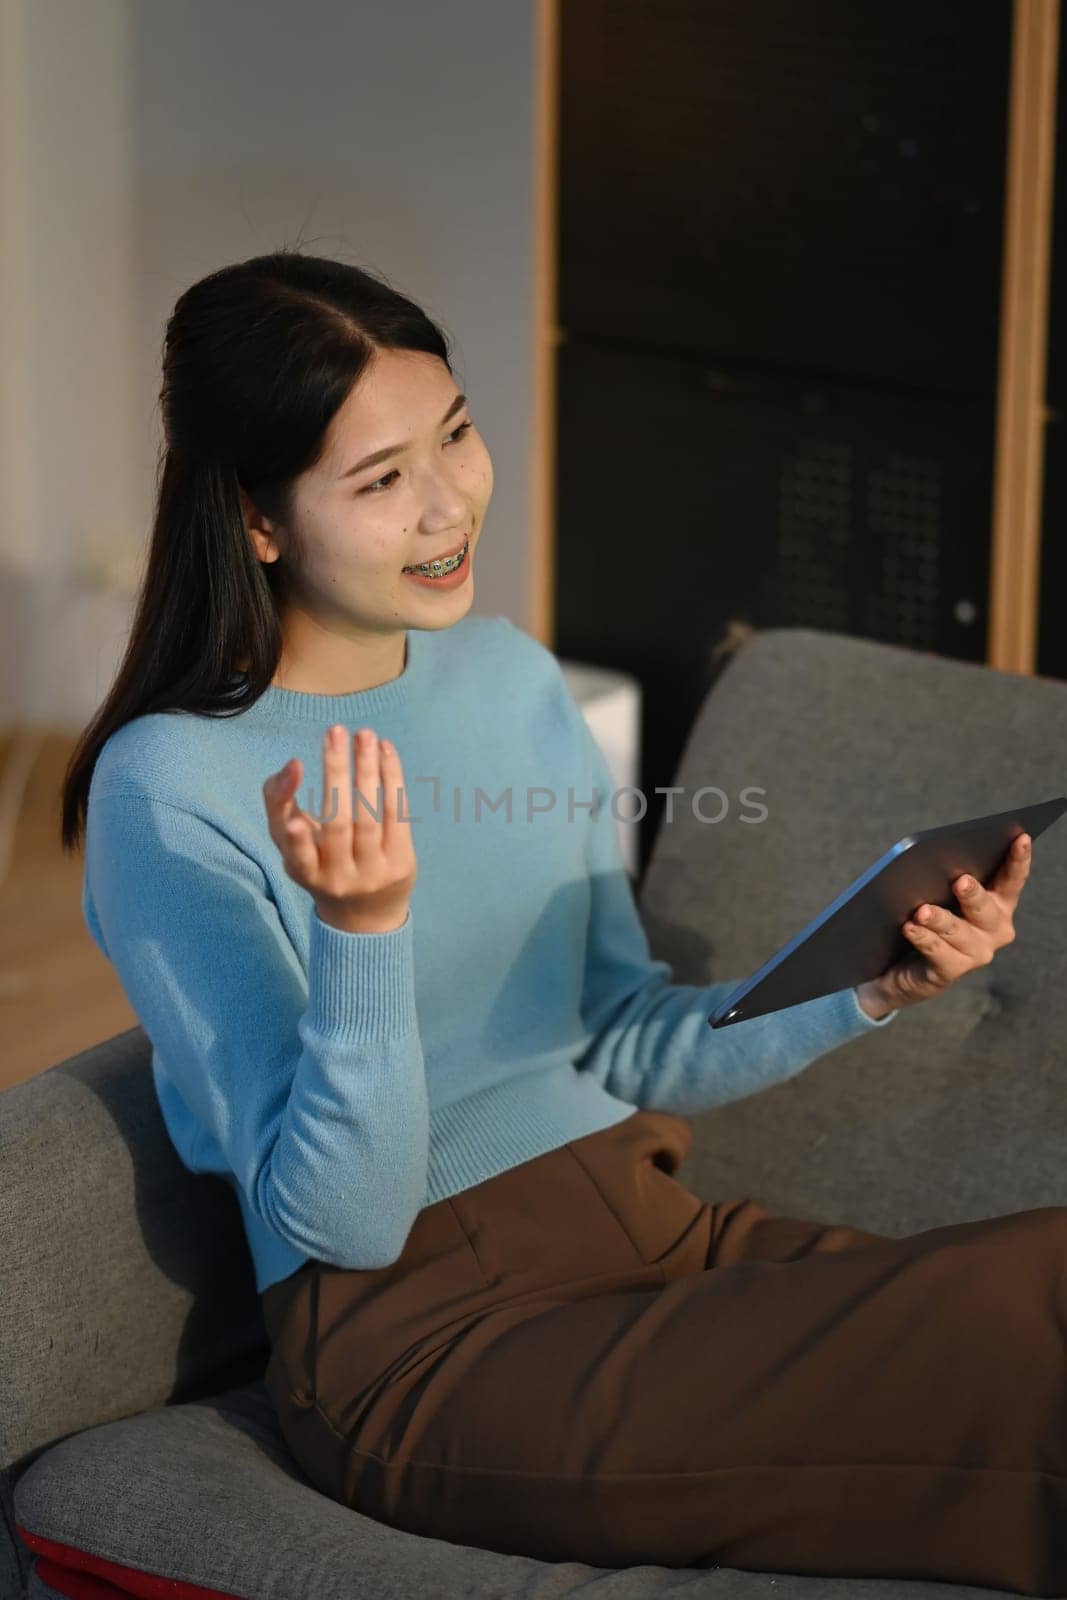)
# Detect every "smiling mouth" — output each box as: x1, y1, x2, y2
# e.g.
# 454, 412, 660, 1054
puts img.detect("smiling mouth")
402, 535, 471, 575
